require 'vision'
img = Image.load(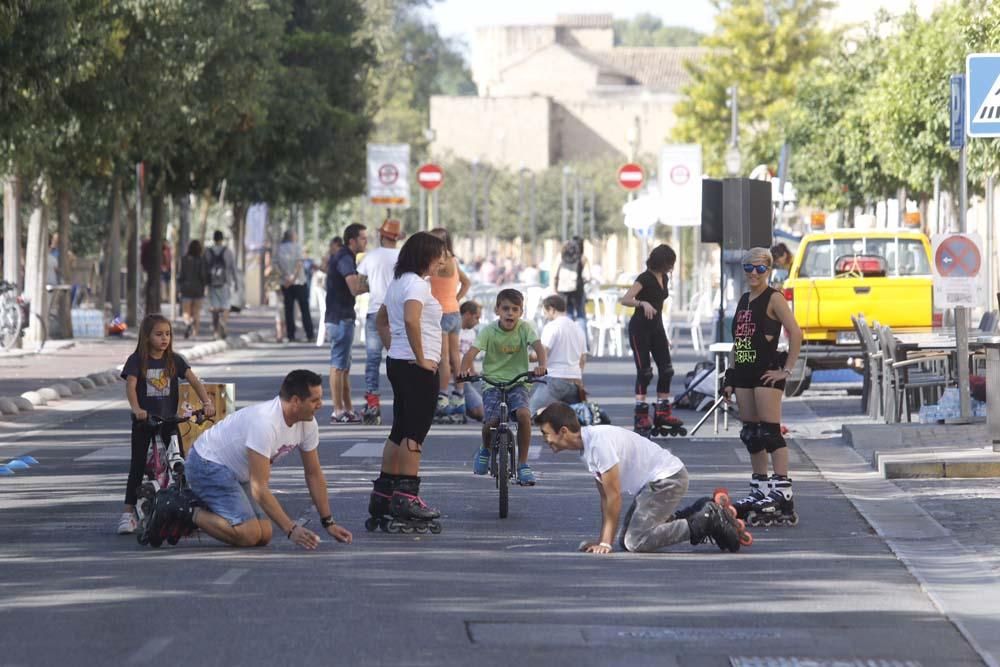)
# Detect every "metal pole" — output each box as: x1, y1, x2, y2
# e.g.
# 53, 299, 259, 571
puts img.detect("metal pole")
959, 144, 968, 233
589, 183, 596, 240
561, 167, 569, 242
432, 190, 439, 231
419, 187, 426, 232
934, 172, 942, 235
573, 176, 581, 238
470, 161, 479, 235
987, 176, 995, 302
956, 305, 972, 422
518, 169, 525, 244
529, 172, 537, 264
